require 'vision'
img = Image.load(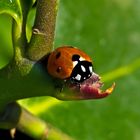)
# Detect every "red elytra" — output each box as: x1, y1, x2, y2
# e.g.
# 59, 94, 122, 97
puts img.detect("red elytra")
47, 46, 92, 80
